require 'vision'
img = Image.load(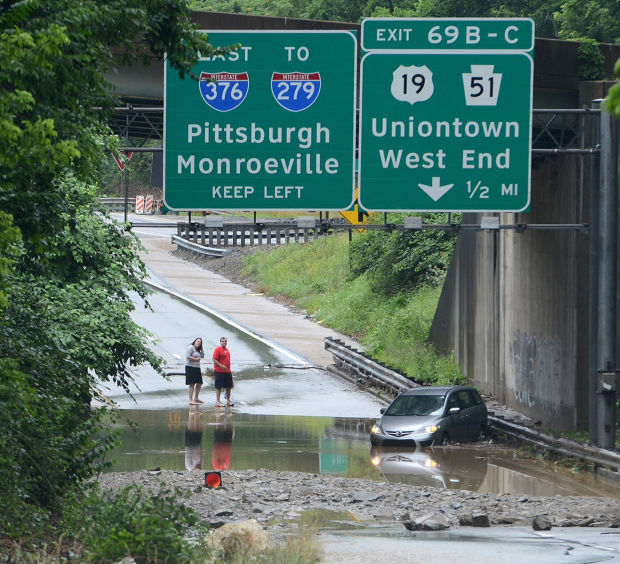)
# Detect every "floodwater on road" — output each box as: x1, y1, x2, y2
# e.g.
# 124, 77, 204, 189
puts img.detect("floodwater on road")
99, 287, 617, 500
103, 408, 616, 499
